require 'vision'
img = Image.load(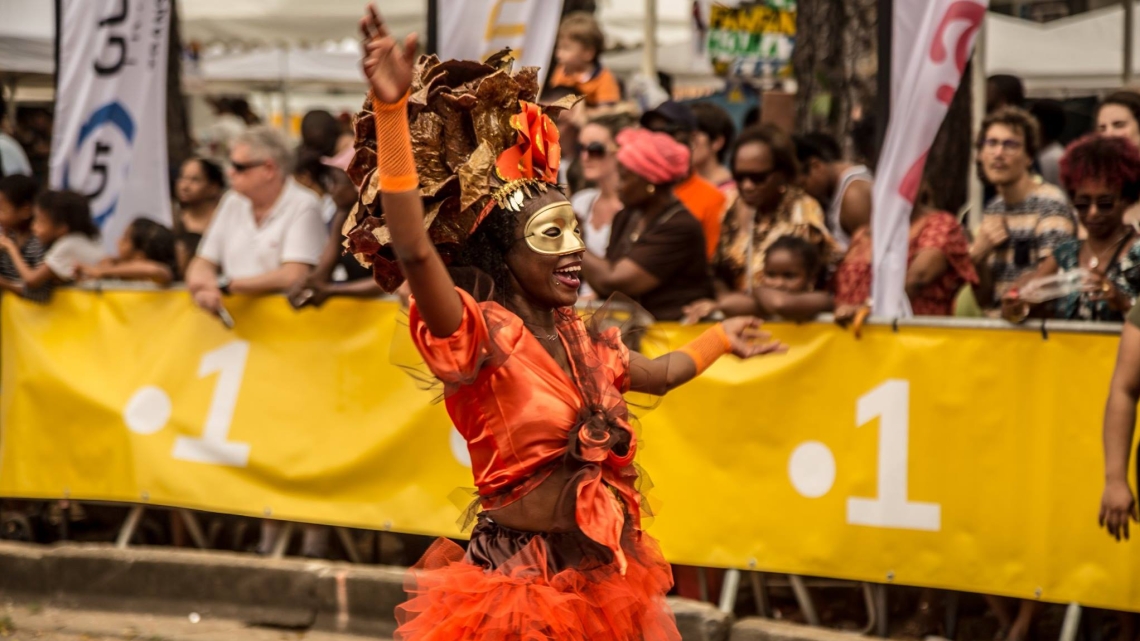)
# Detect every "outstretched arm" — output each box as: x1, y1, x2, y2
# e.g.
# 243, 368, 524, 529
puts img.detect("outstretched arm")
628, 316, 787, 395
753, 288, 833, 322
361, 4, 461, 337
